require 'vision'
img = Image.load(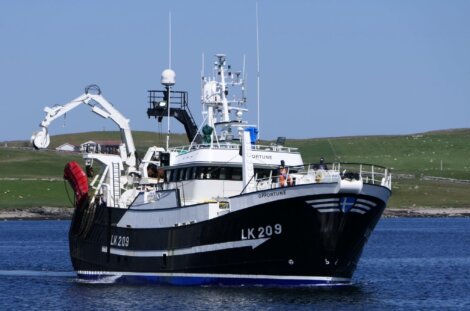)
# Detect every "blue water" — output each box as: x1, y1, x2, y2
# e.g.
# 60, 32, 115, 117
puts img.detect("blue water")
0, 218, 469, 310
